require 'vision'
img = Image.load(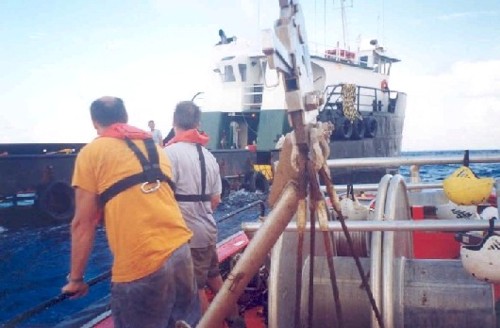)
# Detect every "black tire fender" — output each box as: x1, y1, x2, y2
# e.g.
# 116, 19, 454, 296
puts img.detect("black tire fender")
36, 181, 75, 221
334, 117, 353, 140
351, 118, 365, 140
364, 117, 378, 138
